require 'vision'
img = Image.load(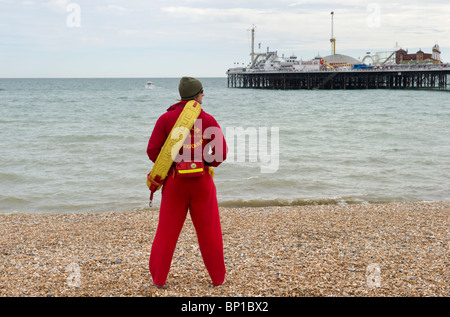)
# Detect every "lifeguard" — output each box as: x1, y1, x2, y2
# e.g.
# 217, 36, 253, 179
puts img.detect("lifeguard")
146, 77, 227, 287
